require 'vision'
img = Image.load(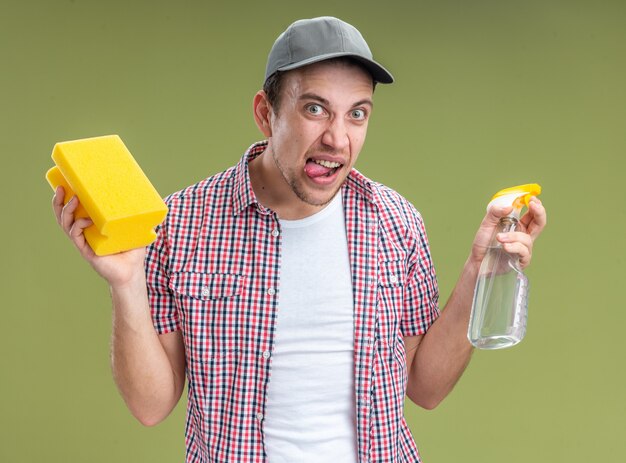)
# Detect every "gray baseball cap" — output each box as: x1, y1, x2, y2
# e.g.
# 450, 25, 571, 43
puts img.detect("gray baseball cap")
265, 16, 394, 84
